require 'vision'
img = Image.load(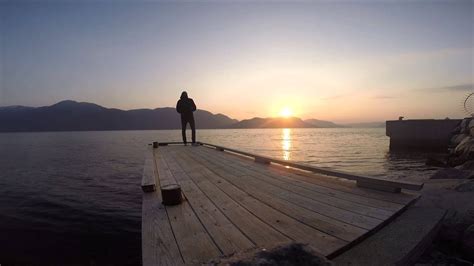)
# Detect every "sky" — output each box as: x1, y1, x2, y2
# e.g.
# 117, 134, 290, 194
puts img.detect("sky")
1, 1, 473, 123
